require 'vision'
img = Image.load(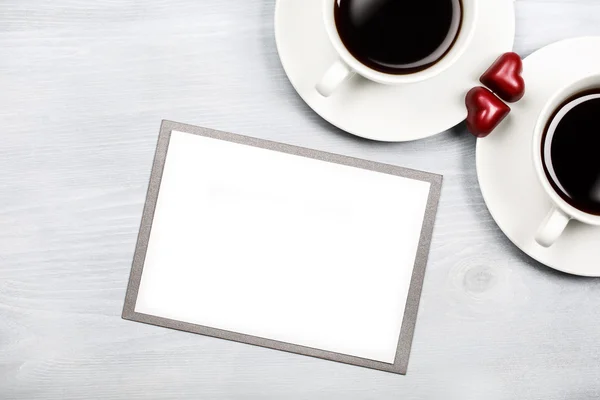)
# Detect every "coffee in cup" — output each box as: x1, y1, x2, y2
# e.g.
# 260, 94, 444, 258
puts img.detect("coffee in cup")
541, 90, 600, 216
316, 0, 477, 97
533, 76, 600, 247
334, 0, 463, 75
